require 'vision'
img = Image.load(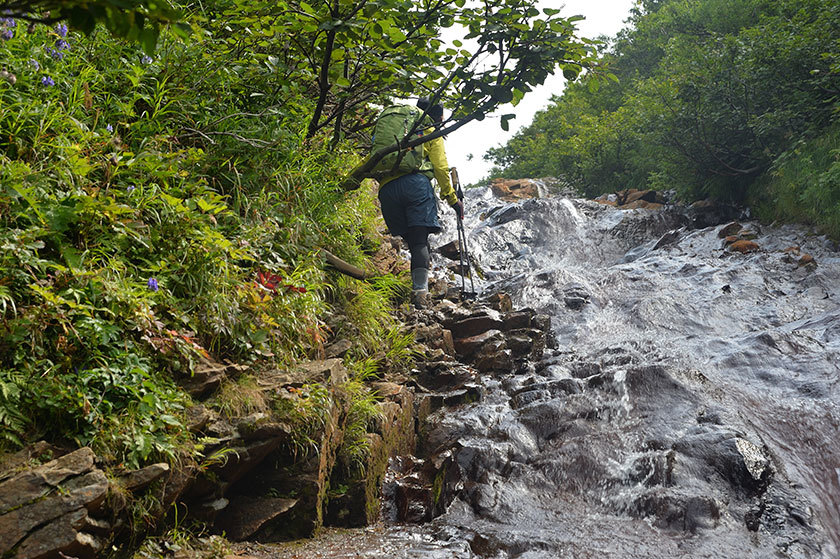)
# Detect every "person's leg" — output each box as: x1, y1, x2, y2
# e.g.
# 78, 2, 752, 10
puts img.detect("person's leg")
404, 225, 430, 308
404, 226, 430, 288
